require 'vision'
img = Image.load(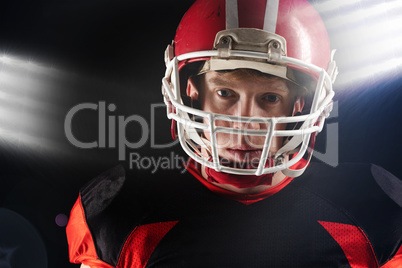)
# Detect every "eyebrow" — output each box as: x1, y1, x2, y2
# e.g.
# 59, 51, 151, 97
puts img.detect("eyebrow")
208, 76, 231, 86
207, 75, 290, 93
